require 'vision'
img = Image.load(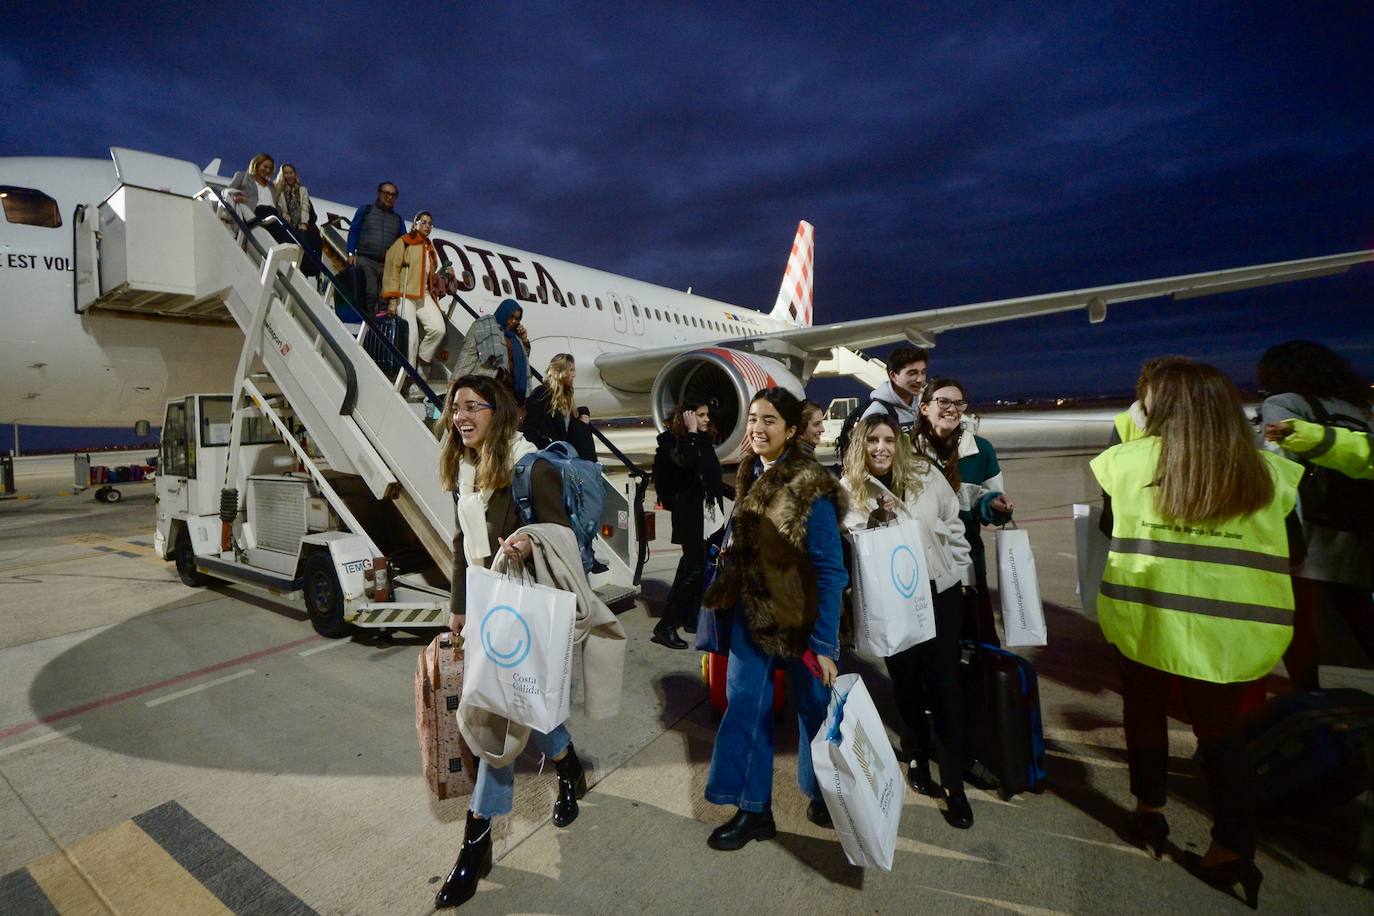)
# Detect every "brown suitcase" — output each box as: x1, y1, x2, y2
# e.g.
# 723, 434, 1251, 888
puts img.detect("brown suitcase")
415, 632, 478, 800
